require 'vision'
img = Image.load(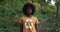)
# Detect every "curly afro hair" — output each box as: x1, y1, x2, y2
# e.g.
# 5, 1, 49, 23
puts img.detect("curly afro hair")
22, 3, 35, 15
